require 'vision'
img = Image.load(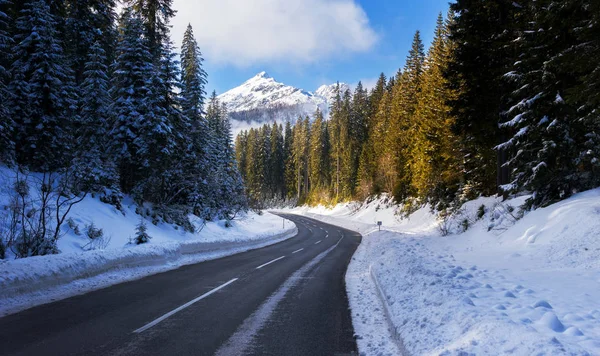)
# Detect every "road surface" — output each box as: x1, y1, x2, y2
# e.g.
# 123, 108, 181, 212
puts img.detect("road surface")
0, 214, 361, 356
